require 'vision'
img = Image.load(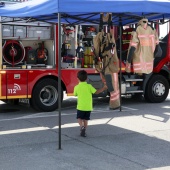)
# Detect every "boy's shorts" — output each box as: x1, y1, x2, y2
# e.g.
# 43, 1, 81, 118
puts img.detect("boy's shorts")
77, 110, 91, 120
